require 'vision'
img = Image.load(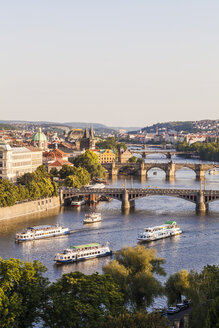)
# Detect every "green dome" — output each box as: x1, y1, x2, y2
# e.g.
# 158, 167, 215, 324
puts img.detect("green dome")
32, 128, 47, 142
